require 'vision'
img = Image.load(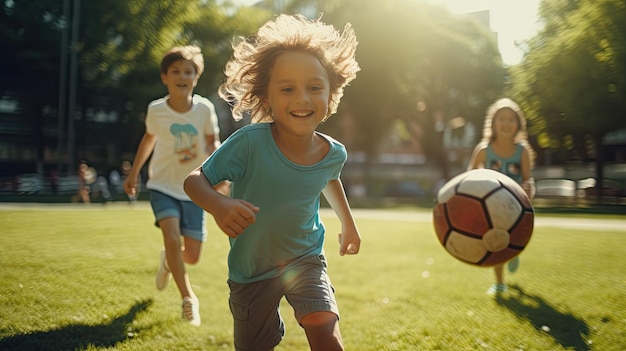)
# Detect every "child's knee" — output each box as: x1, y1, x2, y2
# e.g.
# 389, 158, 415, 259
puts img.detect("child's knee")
184, 254, 200, 265
183, 248, 201, 264
301, 312, 343, 351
